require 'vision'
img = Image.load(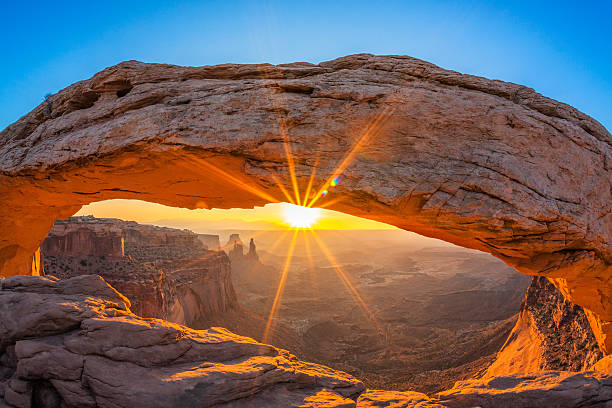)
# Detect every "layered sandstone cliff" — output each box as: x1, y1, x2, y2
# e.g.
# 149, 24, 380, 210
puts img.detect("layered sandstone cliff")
40, 217, 124, 258
42, 216, 236, 327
